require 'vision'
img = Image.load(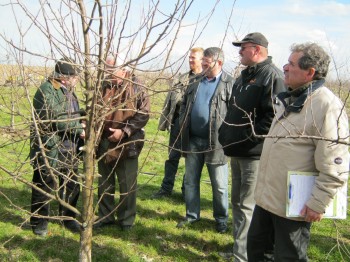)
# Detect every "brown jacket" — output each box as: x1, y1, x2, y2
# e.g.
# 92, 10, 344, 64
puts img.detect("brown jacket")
99, 72, 150, 162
